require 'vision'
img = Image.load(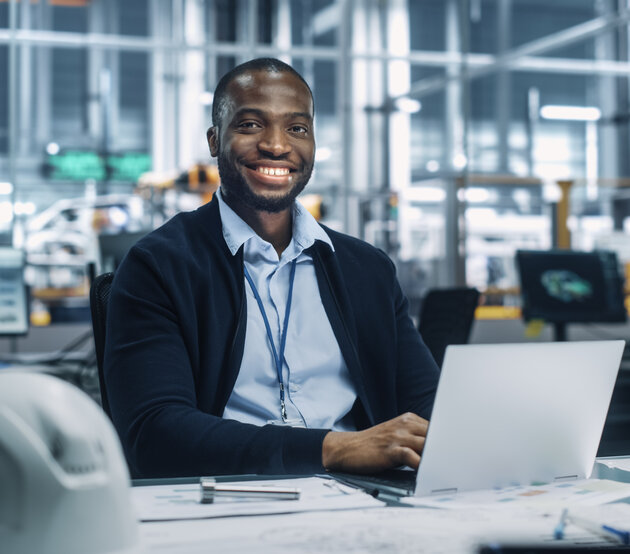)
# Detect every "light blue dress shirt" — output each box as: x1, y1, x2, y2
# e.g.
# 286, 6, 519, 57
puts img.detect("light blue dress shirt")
218, 190, 357, 430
